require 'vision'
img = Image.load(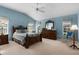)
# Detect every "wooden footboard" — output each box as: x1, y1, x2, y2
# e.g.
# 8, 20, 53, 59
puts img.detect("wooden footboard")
12, 26, 42, 48
12, 34, 42, 48
24, 34, 42, 48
